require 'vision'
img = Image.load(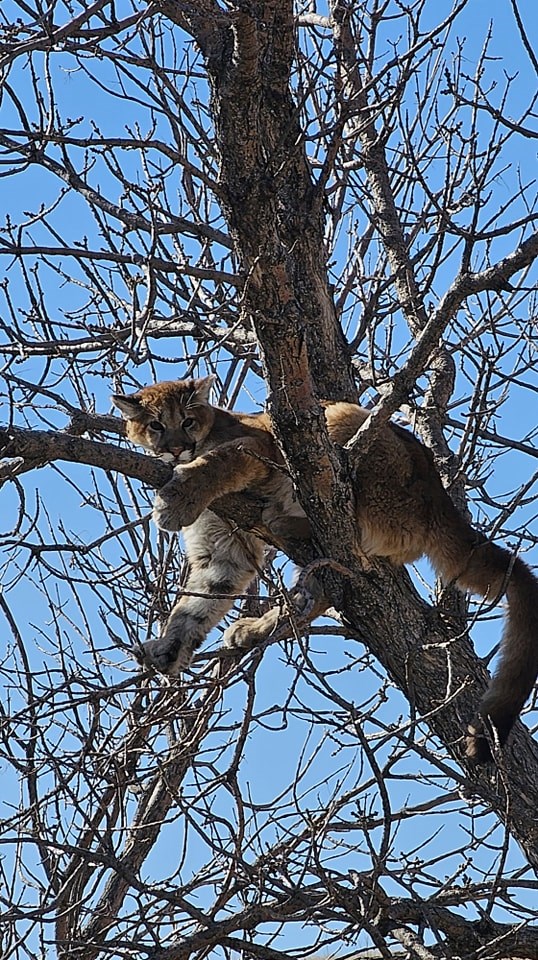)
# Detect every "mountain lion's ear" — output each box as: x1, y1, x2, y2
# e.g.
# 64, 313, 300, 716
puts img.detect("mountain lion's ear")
191, 375, 216, 404
111, 394, 144, 420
